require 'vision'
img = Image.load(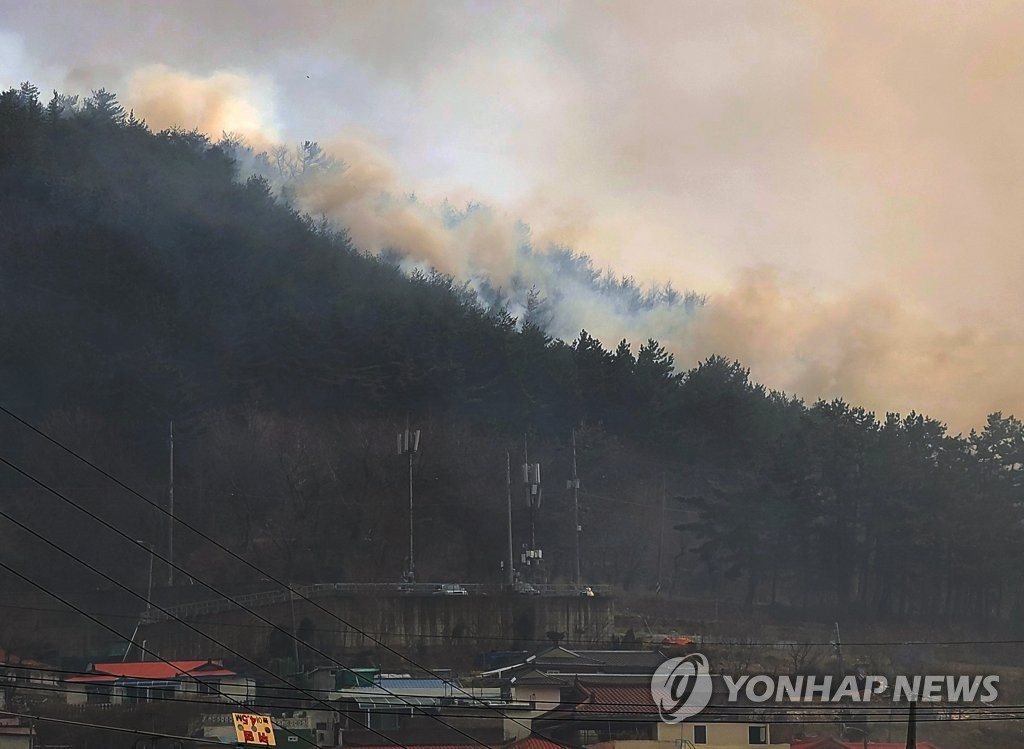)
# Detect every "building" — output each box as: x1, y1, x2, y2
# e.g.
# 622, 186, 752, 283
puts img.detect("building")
65, 659, 254, 705
533, 680, 789, 749
0, 647, 61, 709
0, 718, 35, 749
199, 711, 324, 748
